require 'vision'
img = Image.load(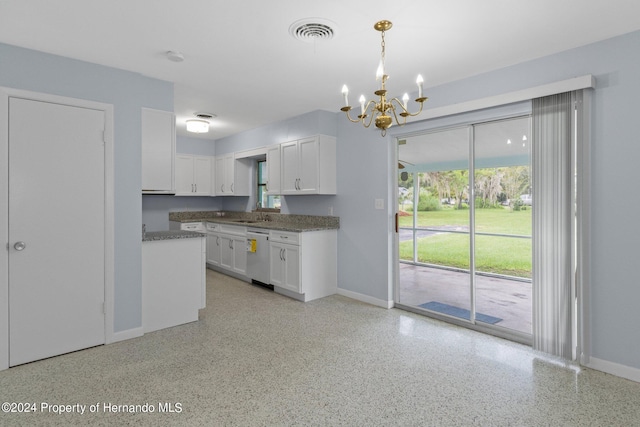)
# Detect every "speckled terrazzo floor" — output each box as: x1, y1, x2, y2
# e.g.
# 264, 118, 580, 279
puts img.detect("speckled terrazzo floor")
1, 270, 639, 426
